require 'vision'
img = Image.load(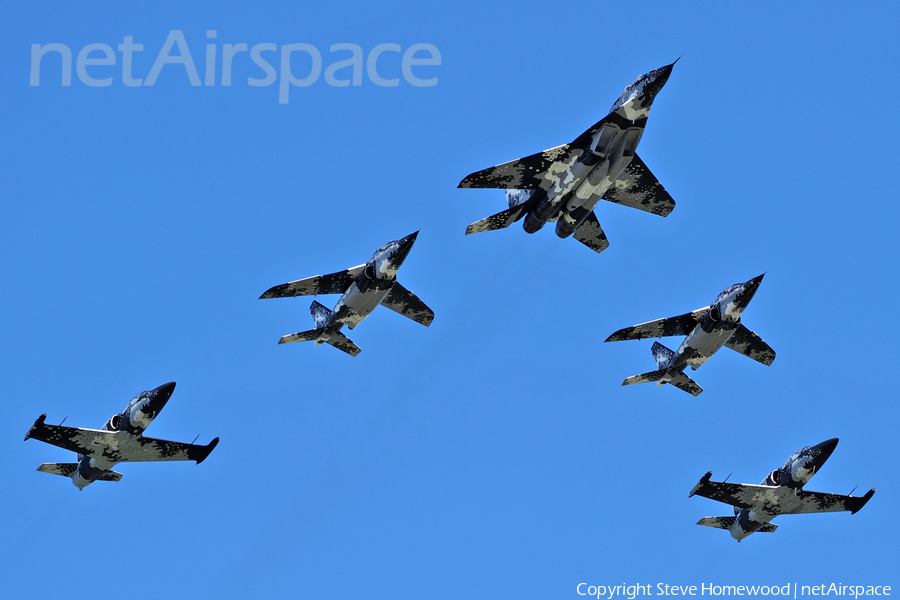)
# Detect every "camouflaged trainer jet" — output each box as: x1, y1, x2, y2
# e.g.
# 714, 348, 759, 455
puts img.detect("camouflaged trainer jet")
690, 438, 875, 542
24, 382, 219, 490
458, 60, 678, 253
605, 274, 774, 396
259, 231, 433, 356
